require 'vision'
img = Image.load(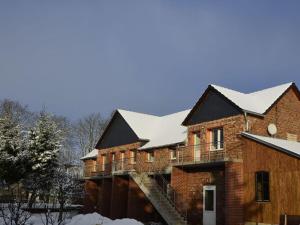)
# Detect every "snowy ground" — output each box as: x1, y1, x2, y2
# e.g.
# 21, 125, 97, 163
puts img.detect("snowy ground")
1, 212, 143, 225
